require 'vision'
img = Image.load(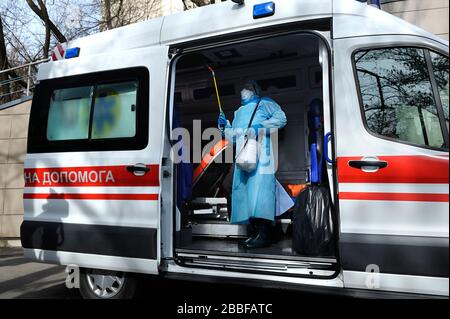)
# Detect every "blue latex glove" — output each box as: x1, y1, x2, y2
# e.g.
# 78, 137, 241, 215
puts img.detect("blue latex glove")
218, 112, 227, 130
